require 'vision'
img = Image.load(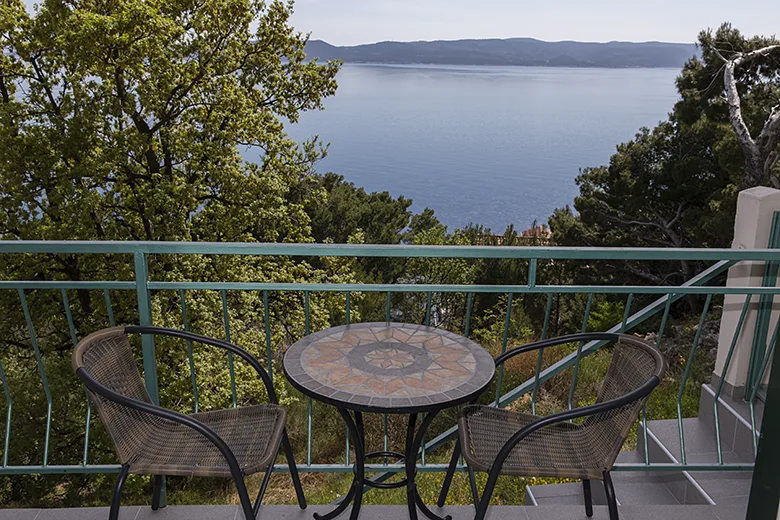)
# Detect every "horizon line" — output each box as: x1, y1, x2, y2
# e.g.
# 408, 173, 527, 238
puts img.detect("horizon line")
311, 36, 697, 47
